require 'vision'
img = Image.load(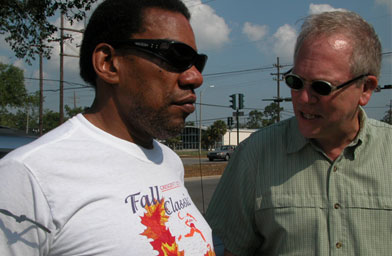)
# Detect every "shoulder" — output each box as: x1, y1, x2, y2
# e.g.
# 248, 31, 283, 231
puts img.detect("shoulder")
366, 118, 392, 129
365, 118, 392, 138
3, 115, 82, 162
